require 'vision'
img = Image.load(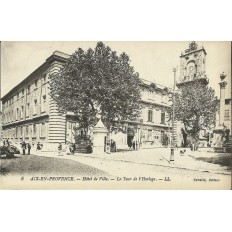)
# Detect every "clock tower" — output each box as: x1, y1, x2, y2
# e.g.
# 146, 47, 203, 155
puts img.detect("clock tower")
177, 41, 208, 88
